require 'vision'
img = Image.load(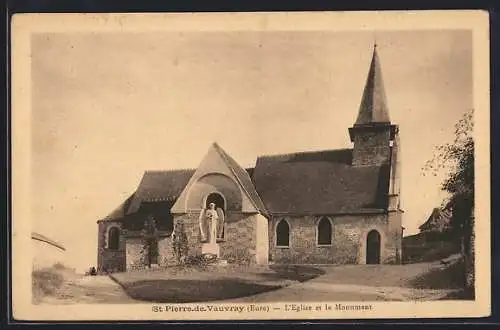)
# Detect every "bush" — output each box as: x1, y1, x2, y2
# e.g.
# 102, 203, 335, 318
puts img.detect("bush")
184, 253, 218, 267
52, 262, 66, 270
172, 222, 189, 264
403, 240, 460, 264
407, 257, 467, 290
225, 248, 253, 265
32, 268, 64, 303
